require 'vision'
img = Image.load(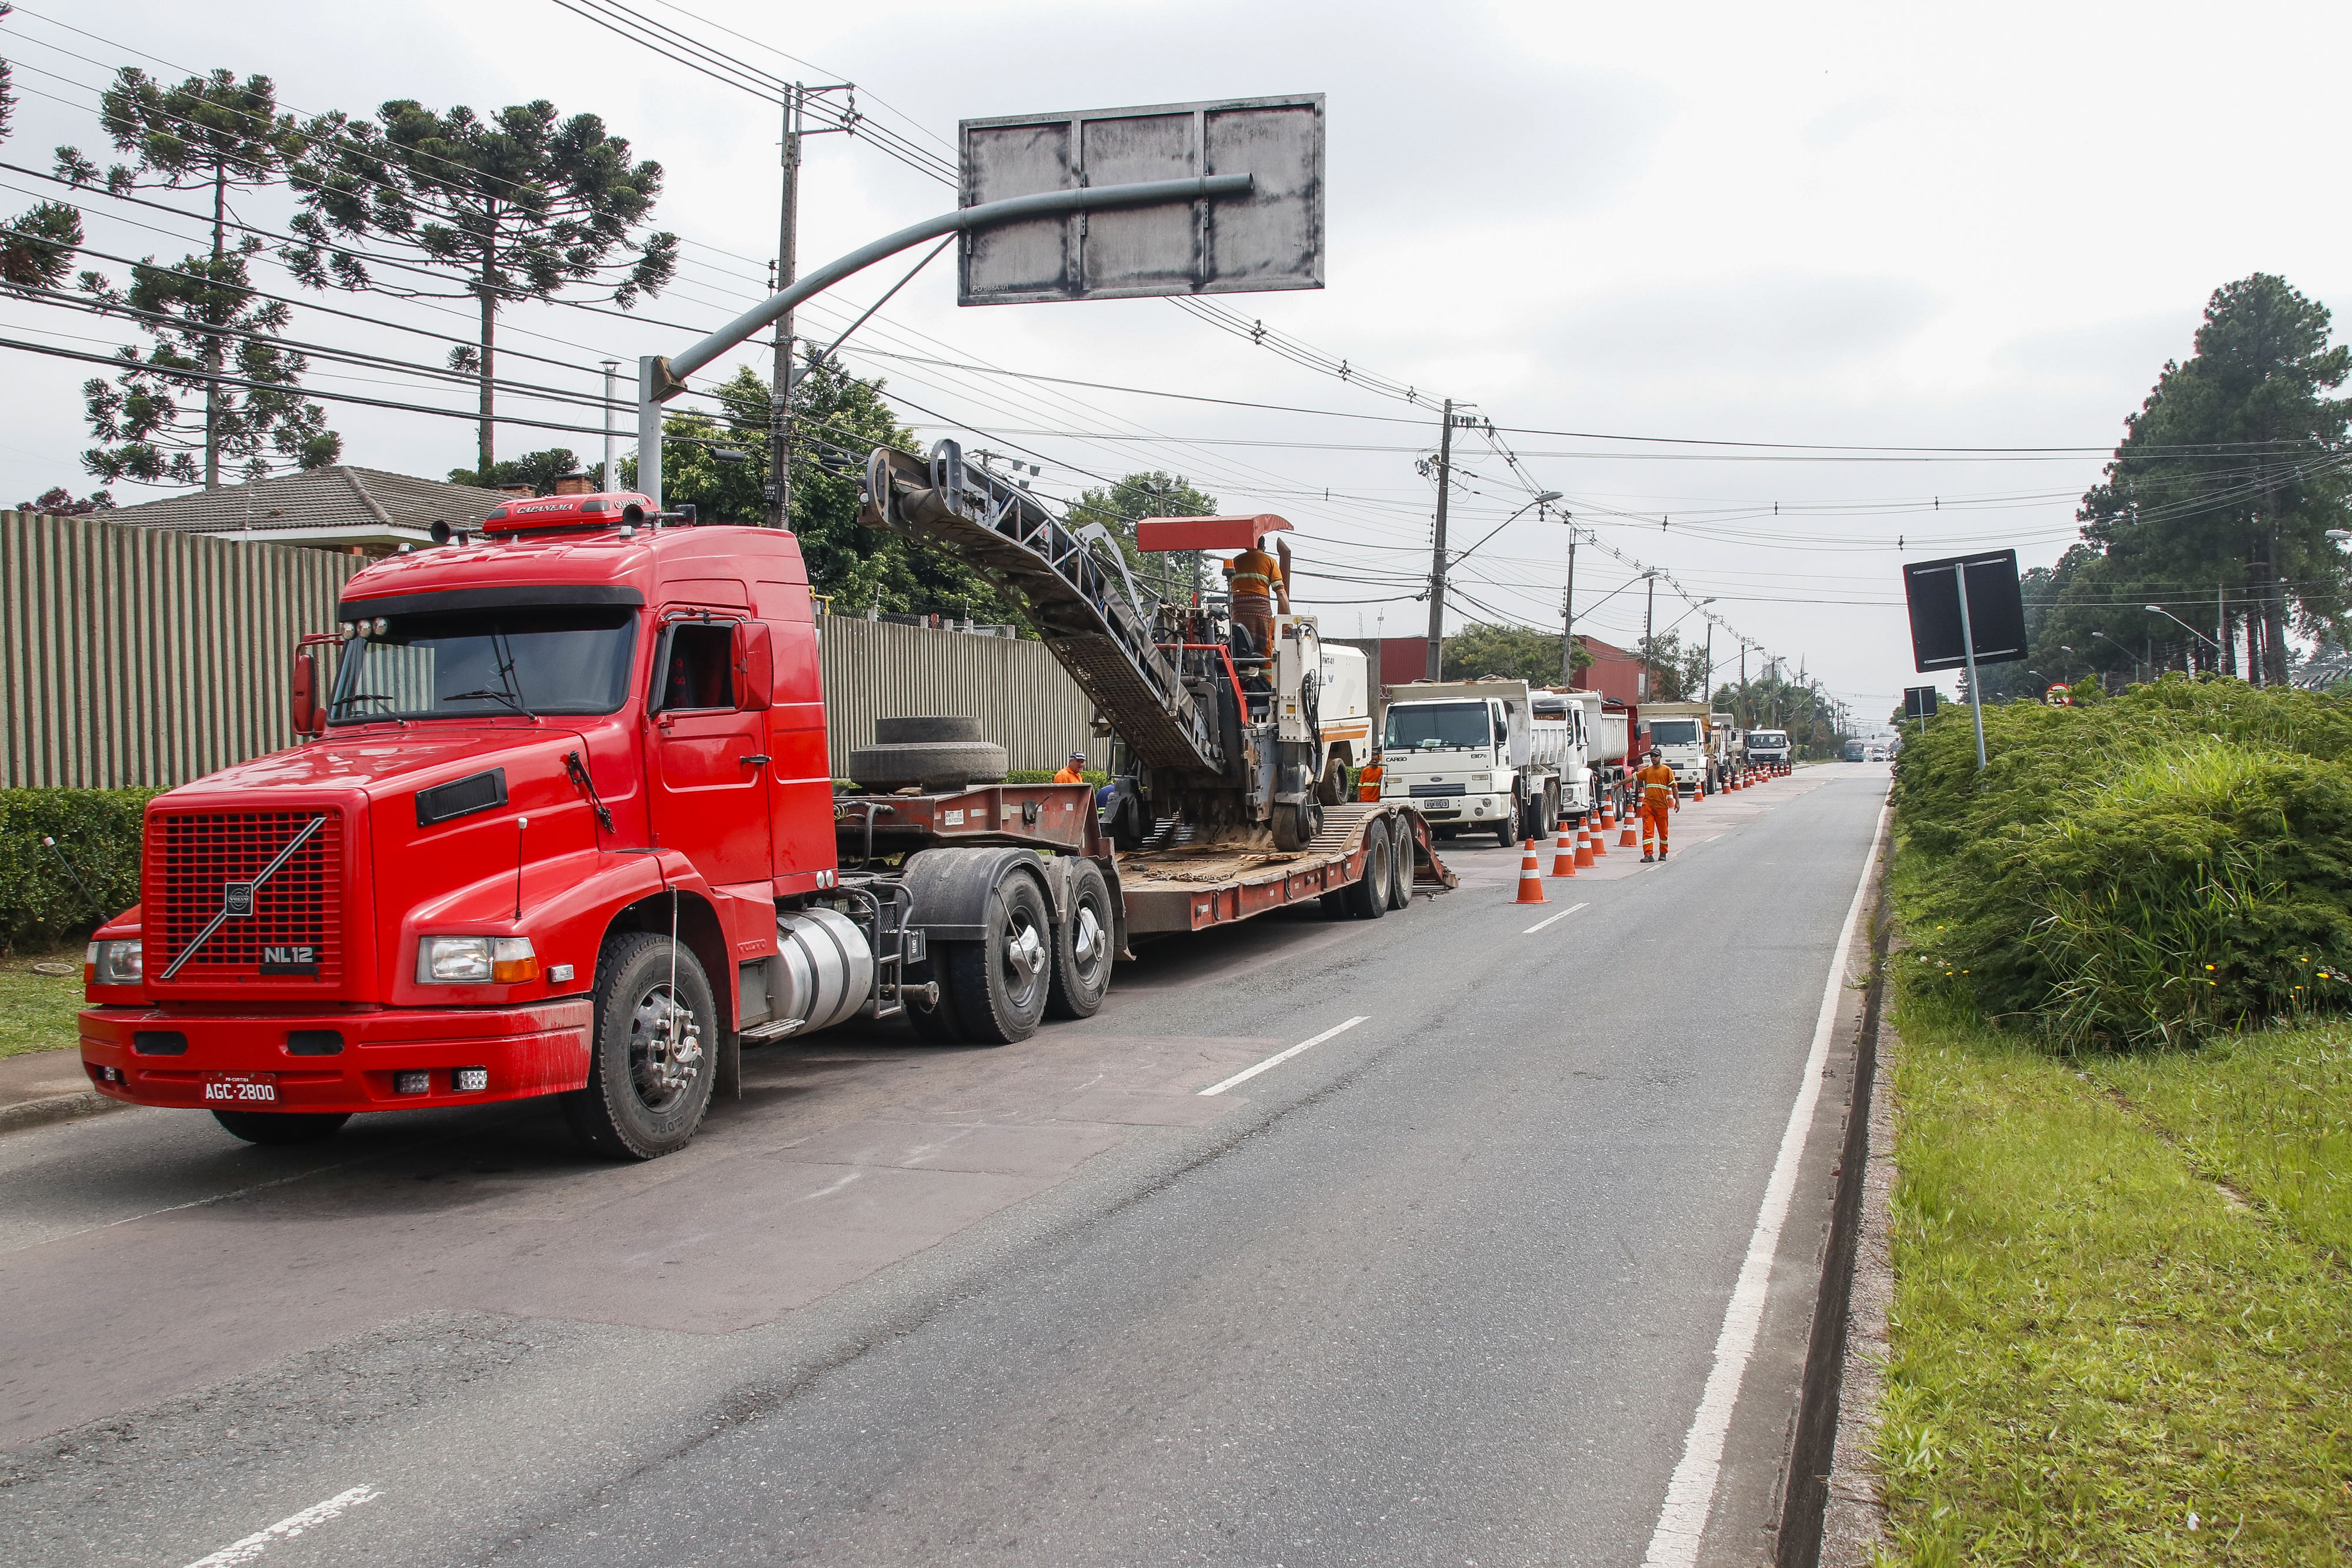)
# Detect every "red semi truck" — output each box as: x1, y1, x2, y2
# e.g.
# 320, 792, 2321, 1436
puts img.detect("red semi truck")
78, 442, 1446, 1159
